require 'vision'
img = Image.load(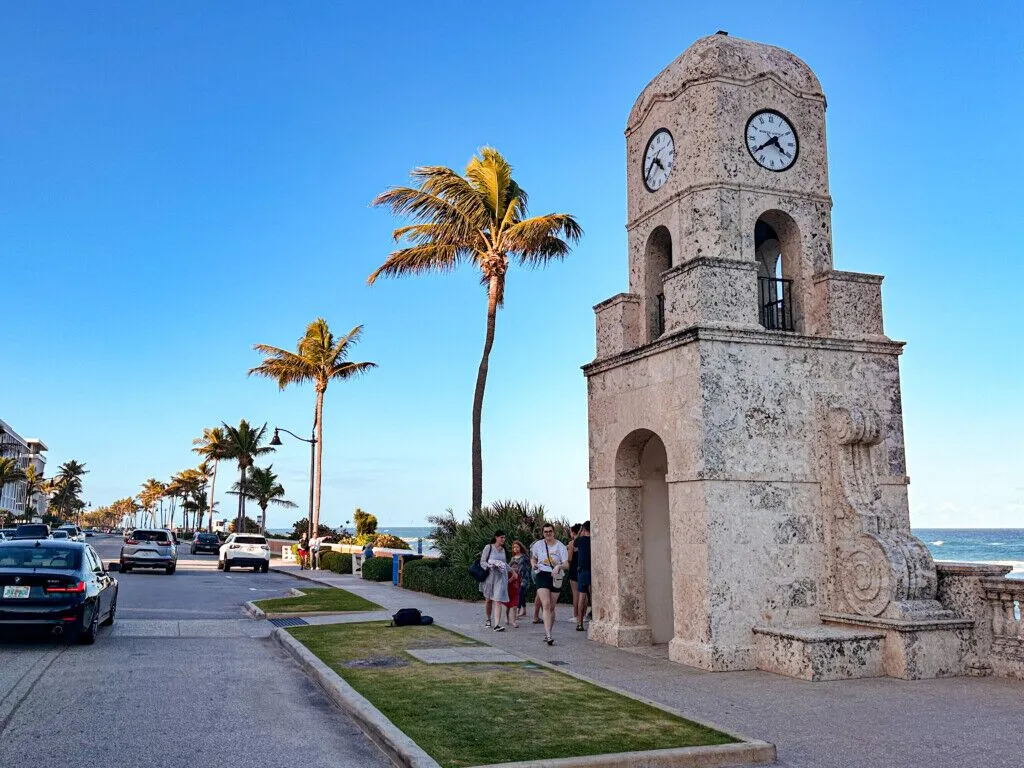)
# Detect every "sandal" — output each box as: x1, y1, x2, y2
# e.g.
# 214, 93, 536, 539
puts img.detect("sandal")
493, 625, 505, 632
545, 636, 554, 646
485, 619, 491, 627
576, 623, 585, 631
532, 619, 543, 624
513, 622, 520, 629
